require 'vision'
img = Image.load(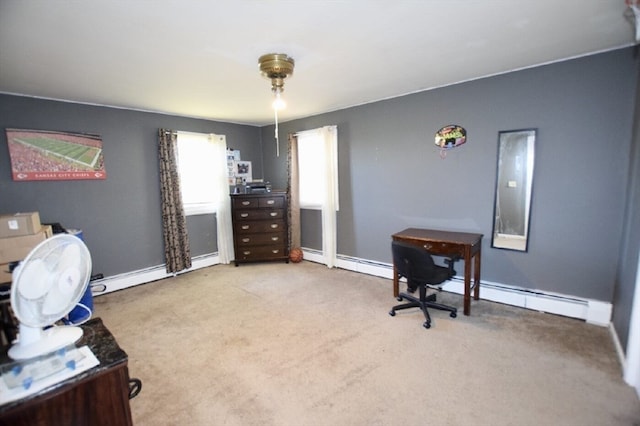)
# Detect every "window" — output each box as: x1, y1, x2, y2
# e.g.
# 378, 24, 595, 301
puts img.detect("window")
297, 127, 339, 210
176, 131, 220, 216
297, 133, 324, 209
